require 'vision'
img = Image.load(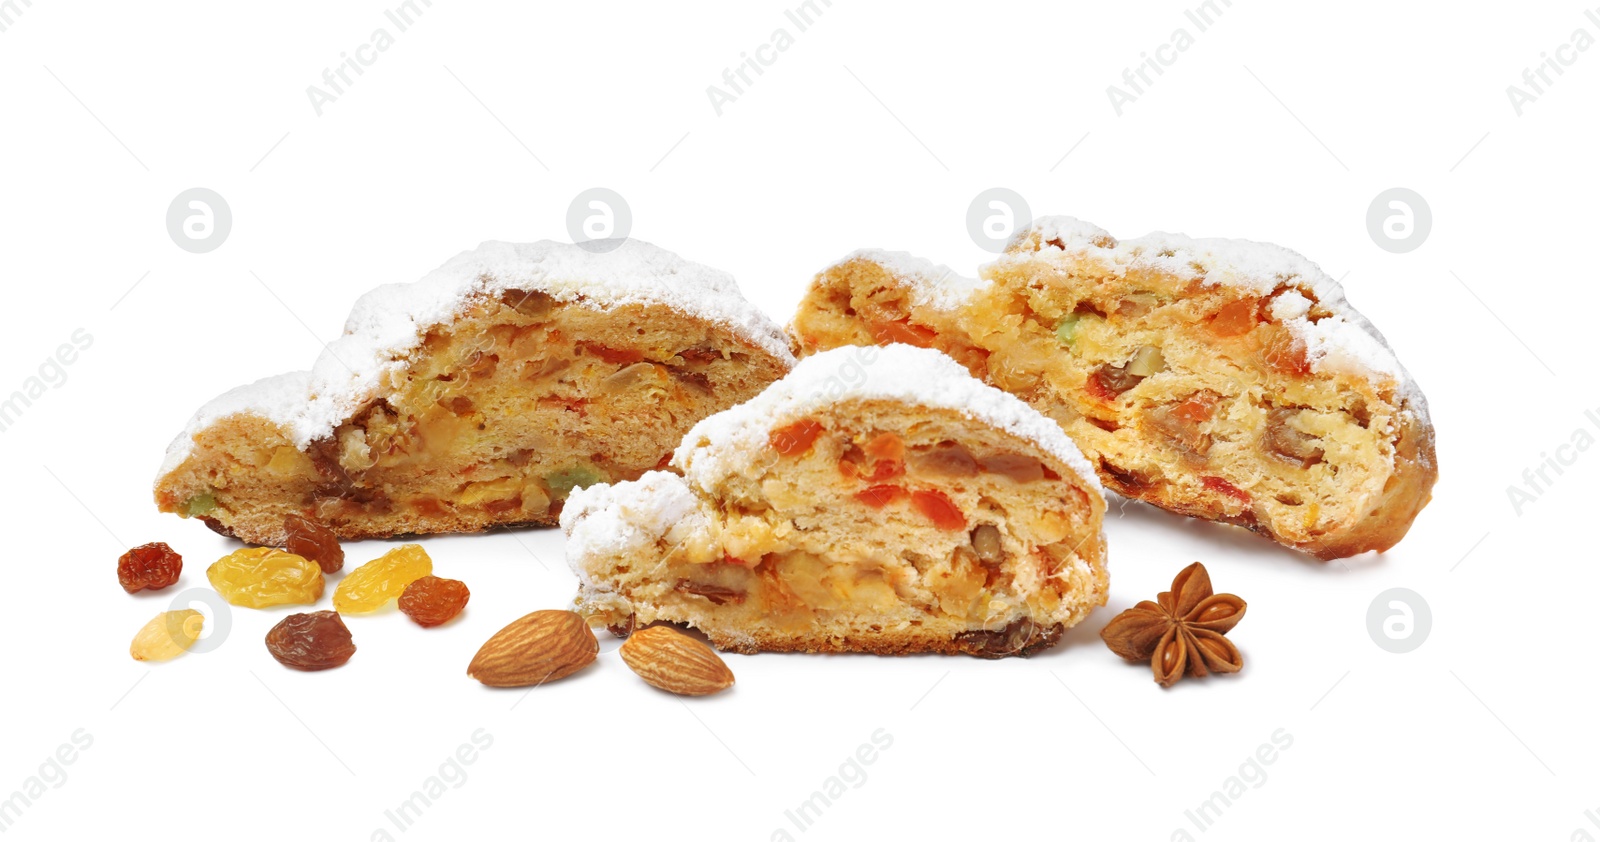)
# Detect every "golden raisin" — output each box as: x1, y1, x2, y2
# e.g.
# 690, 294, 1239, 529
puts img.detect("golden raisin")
118, 542, 182, 594
207, 548, 324, 608
334, 544, 433, 613
284, 514, 344, 574
130, 609, 204, 662
398, 576, 471, 627
265, 611, 356, 671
